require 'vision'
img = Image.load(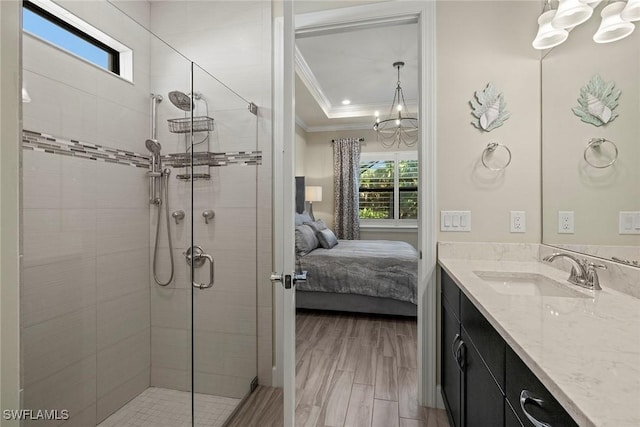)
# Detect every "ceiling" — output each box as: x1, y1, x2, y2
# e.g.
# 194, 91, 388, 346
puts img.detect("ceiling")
295, 22, 418, 132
